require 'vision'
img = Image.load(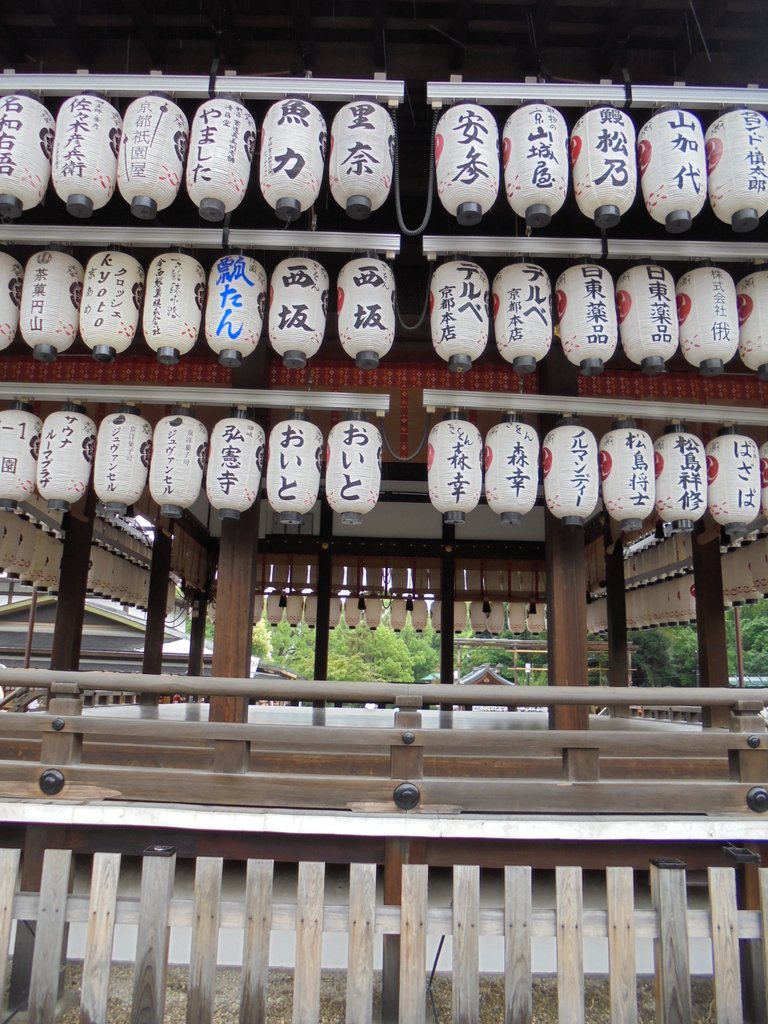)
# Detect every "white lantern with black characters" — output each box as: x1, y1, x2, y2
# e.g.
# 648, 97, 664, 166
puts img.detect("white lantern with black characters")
337, 258, 395, 369
36, 404, 96, 512
80, 250, 144, 362
427, 416, 483, 524
259, 97, 326, 222
266, 417, 323, 525
206, 414, 265, 520
484, 417, 539, 525
94, 405, 152, 515
542, 419, 599, 527
599, 421, 655, 533
737, 270, 768, 379
571, 107, 636, 228
637, 109, 706, 233
329, 101, 394, 219
269, 258, 328, 369
149, 409, 208, 518
186, 97, 257, 221
325, 419, 382, 525
0, 252, 23, 351
502, 103, 568, 228
143, 253, 205, 365
118, 94, 188, 220
430, 260, 489, 373
0, 402, 41, 511
205, 254, 267, 368
654, 425, 707, 532
52, 93, 122, 218
706, 108, 768, 233
676, 266, 739, 376
492, 263, 551, 373
616, 264, 677, 374
555, 264, 617, 375
706, 429, 760, 540
435, 103, 499, 226
760, 442, 768, 519
19, 249, 83, 362
0, 94, 55, 219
